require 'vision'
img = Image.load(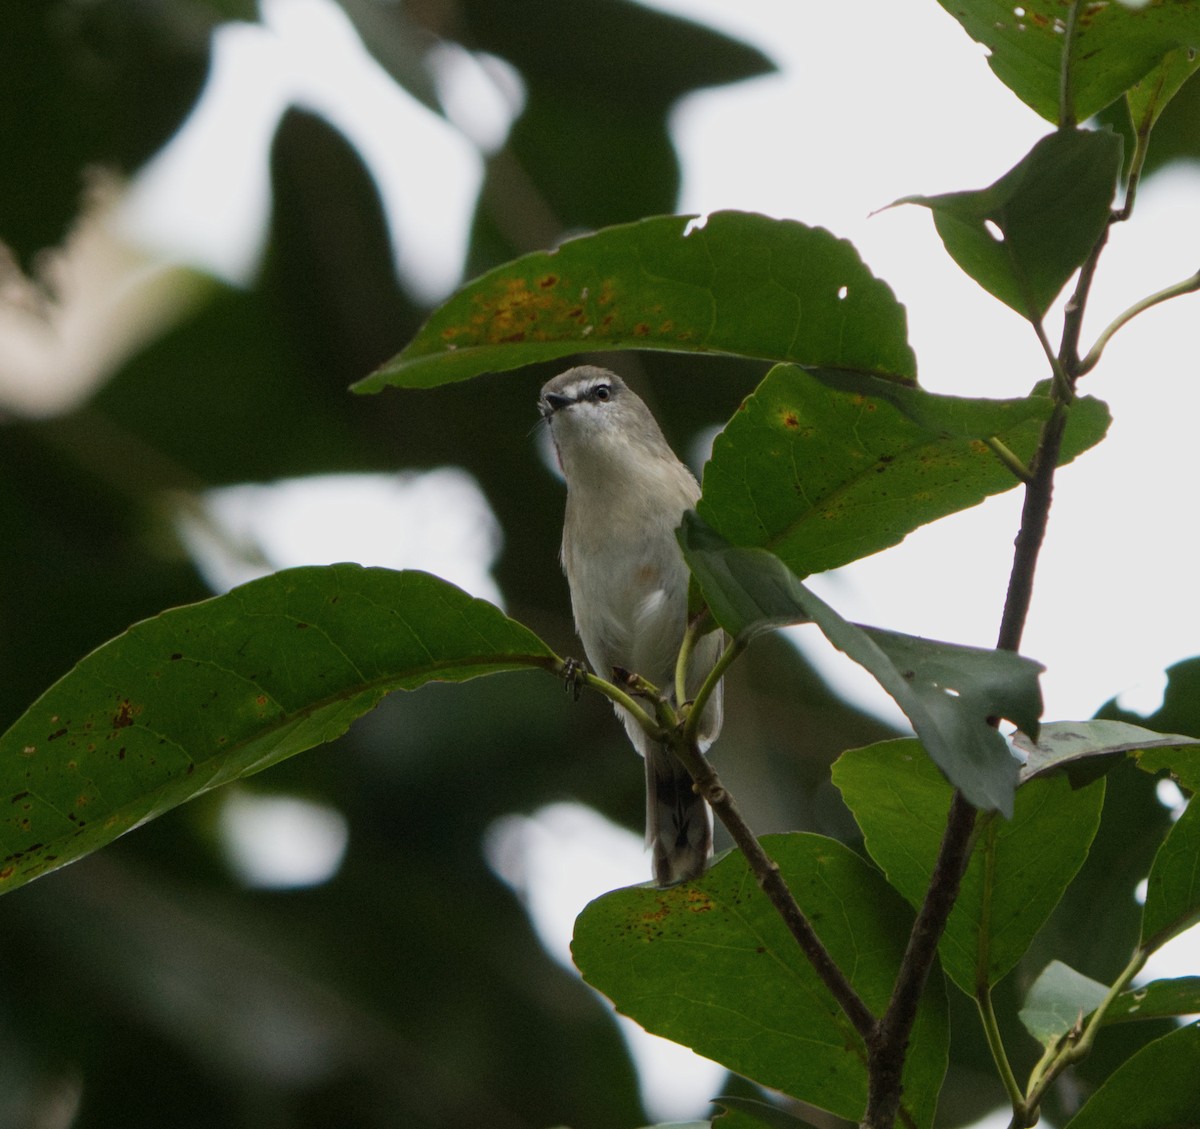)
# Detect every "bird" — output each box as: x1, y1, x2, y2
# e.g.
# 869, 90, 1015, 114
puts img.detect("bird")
538, 364, 724, 885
